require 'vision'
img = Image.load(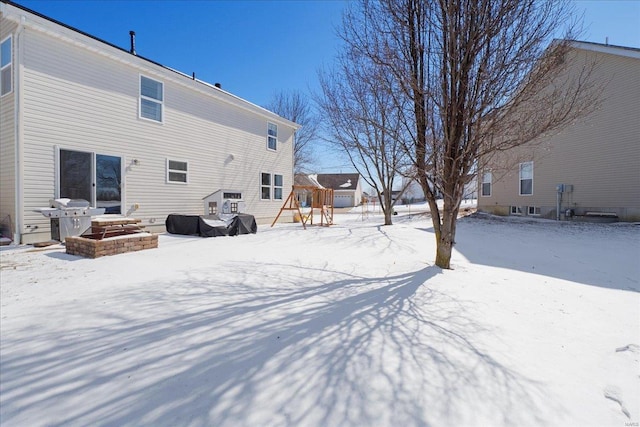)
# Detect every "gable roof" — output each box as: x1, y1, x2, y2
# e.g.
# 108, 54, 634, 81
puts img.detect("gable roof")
0, 0, 300, 130
294, 174, 324, 188
316, 174, 360, 191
